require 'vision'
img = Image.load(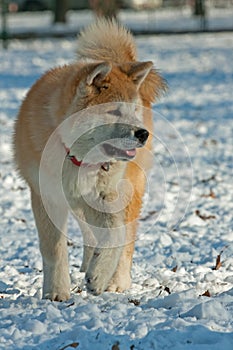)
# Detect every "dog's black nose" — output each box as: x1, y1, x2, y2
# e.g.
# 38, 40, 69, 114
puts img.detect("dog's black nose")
135, 128, 149, 144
